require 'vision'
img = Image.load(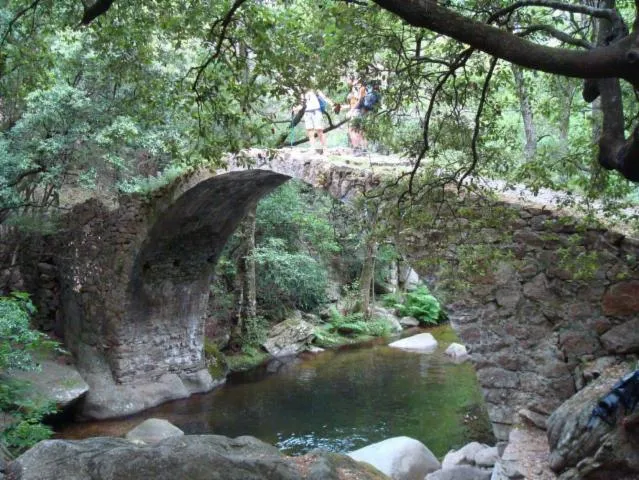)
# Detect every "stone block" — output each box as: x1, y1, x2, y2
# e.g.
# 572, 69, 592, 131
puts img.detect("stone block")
602, 281, 639, 316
